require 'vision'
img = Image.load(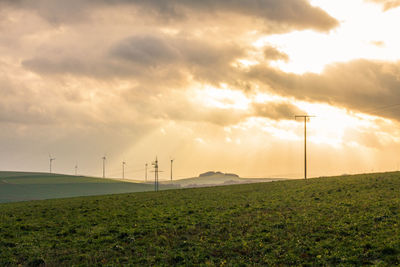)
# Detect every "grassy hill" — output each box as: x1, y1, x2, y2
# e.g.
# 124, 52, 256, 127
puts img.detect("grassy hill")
0, 171, 176, 203
1, 172, 400, 265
